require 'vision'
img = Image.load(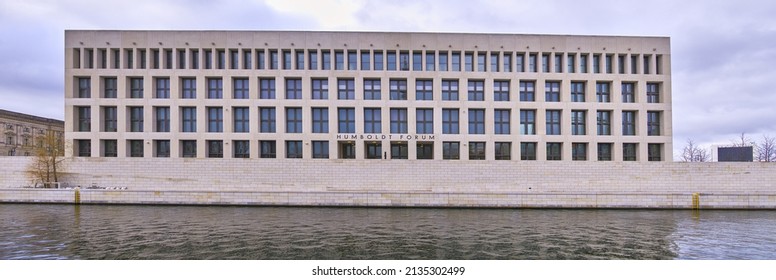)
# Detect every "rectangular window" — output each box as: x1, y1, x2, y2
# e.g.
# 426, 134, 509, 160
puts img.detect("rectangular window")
286, 107, 302, 133
337, 108, 356, 133
181, 77, 196, 99
580, 54, 588, 73
451, 52, 461, 71
605, 54, 613, 73
469, 142, 485, 160
567, 54, 576, 73
426, 52, 435, 71
155, 77, 170, 99
443, 142, 460, 160
464, 52, 473, 72
390, 108, 408, 134
468, 109, 485, 134
233, 140, 250, 158
229, 50, 238, 69
442, 109, 459, 134
631, 54, 639, 74
256, 49, 265, 69
412, 51, 422, 71
103, 77, 117, 98
102, 140, 117, 157
545, 81, 560, 102
207, 78, 223, 99
204, 49, 212, 69
155, 106, 170, 133
622, 111, 636, 136
285, 78, 302, 99
622, 82, 635, 103
365, 142, 382, 159
546, 110, 561, 135
129, 106, 143, 132
103, 106, 117, 132
598, 143, 612, 161
286, 141, 303, 159
374, 51, 383, 70
129, 77, 143, 98
260, 107, 276, 133
391, 142, 408, 159
260, 78, 276, 99
593, 54, 601, 73
572, 143, 587, 161
503, 52, 512, 72
129, 140, 143, 157
207, 140, 223, 158
415, 79, 433, 100
309, 50, 317, 70
495, 142, 511, 160
77, 140, 91, 157
623, 143, 638, 161
547, 142, 562, 161
490, 53, 499, 72
364, 108, 381, 133
296, 50, 305, 70
386, 50, 396, 71
400, 51, 410, 71
335, 50, 344, 70
520, 142, 537, 160
78, 77, 91, 98
648, 143, 662, 161
270, 50, 278, 69
494, 80, 510, 101
477, 52, 486, 72
467, 80, 484, 101
233, 107, 250, 133
312, 141, 329, 159
181, 107, 196, 132
656, 55, 663, 74
647, 83, 660, 103
519, 81, 535, 102
520, 110, 536, 135
541, 54, 550, 72
322, 50, 331, 70
260, 140, 276, 158
312, 107, 329, 133
441, 79, 459, 101
233, 78, 249, 99
360, 50, 370, 70
311, 78, 329, 99
597, 110, 611, 136
596, 82, 610, 103
516, 53, 525, 72
571, 110, 586, 135
243, 49, 252, 69
217, 50, 225, 69
348, 50, 357, 70
363, 78, 380, 100
570, 82, 585, 102
207, 107, 223, 133
647, 111, 661, 136
416, 108, 433, 134
494, 109, 510, 135
618, 54, 626, 74
554, 54, 562, 73
337, 78, 355, 100
417, 142, 433, 160
155, 140, 170, 158
389, 79, 407, 100
181, 140, 197, 158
